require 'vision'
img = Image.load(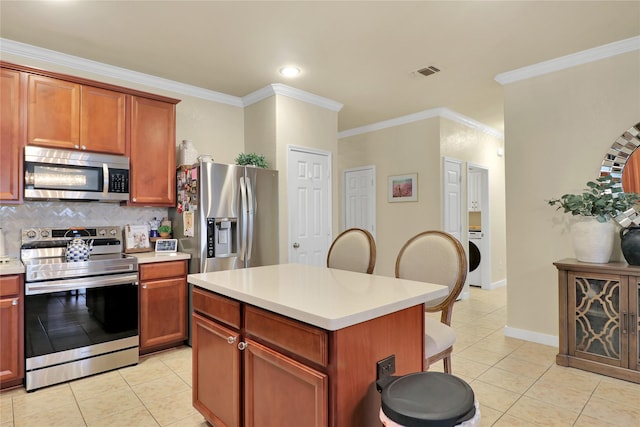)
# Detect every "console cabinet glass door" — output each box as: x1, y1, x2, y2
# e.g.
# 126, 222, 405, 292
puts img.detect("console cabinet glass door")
632, 277, 640, 371
568, 272, 628, 368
